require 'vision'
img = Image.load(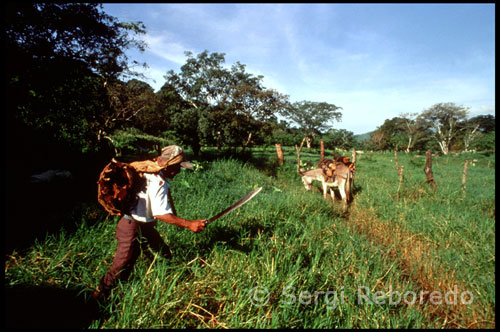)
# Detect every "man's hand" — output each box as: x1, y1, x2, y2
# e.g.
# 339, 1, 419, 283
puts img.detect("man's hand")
188, 219, 207, 233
